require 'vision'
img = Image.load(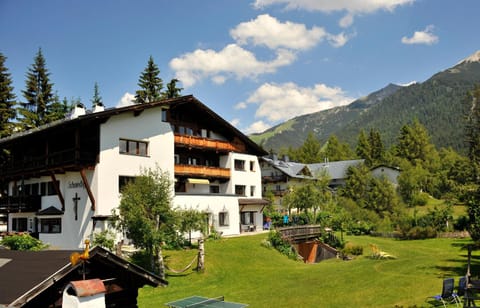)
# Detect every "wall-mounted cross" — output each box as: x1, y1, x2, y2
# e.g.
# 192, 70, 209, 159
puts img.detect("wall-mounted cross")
73, 193, 81, 221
